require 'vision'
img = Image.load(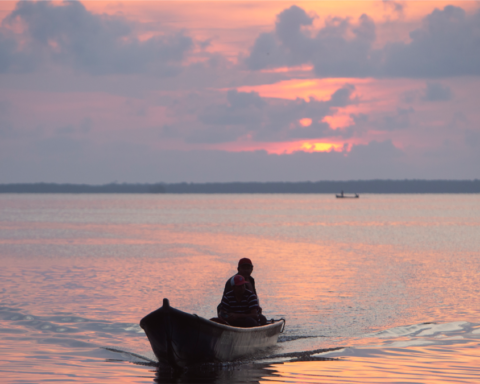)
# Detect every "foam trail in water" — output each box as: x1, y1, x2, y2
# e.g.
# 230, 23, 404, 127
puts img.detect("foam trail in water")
317, 320, 480, 358
104, 347, 158, 365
